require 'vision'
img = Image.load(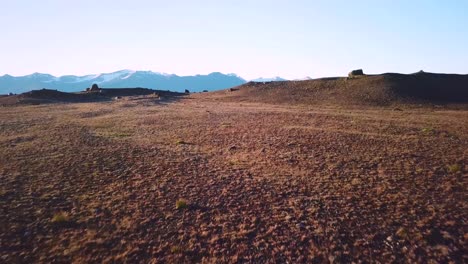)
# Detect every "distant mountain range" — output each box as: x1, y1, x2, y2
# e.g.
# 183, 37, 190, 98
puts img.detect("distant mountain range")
0, 70, 257, 94
251, 77, 288, 82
